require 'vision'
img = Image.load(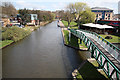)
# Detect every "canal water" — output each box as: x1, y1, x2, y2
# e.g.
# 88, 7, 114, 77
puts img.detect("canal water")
2, 21, 90, 78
